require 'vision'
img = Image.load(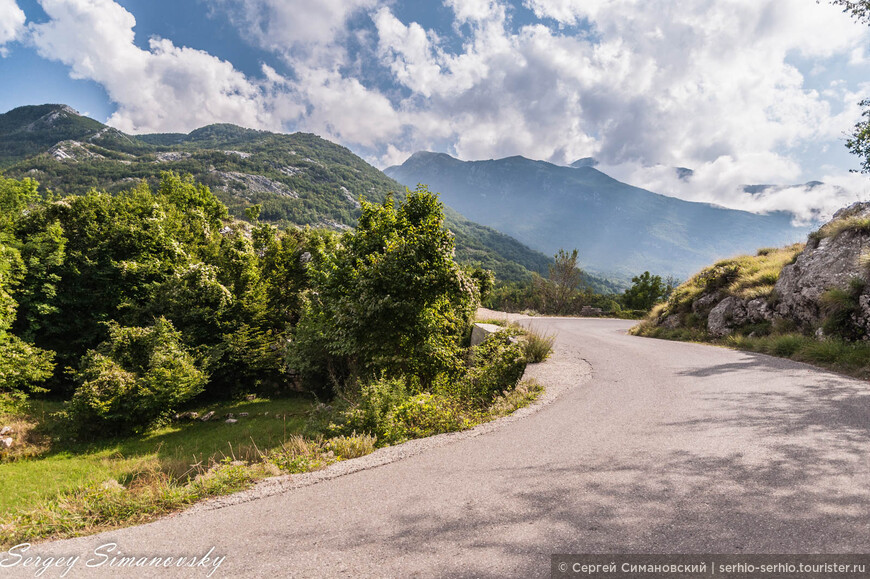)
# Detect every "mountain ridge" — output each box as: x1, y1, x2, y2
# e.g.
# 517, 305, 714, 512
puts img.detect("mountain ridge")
0, 104, 579, 285
385, 151, 814, 279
